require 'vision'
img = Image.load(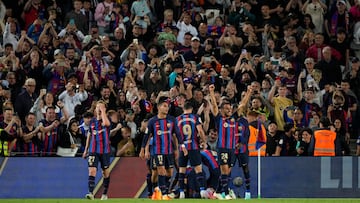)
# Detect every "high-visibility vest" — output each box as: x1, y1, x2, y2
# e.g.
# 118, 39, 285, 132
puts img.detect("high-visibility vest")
314, 129, 336, 156
0, 129, 9, 156
248, 125, 266, 156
